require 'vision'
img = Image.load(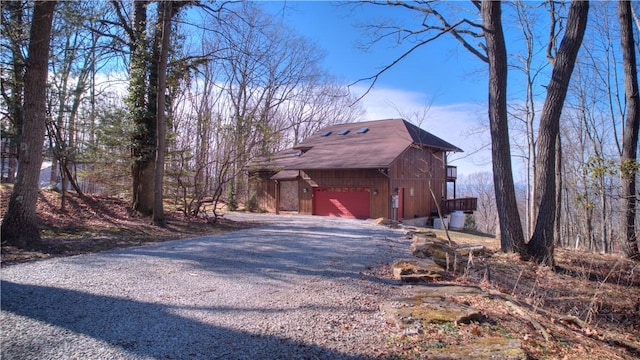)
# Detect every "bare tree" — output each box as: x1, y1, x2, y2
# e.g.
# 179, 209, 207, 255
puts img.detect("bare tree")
1, 1, 57, 248
113, 0, 190, 218
482, 0, 526, 253
120, 0, 156, 215
280, 79, 363, 147
509, 1, 547, 238
561, 114, 595, 250
164, 4, 359, 217
213, 3, 327, 205
459, 172, 497, 235
528, 1, 589, 265
618, 0, 640, 260
44, 1, 113, 209
558, 2, 637, 255
355, 0, 525, 253
151, 1, 176, 226
0, 1, 27, 184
